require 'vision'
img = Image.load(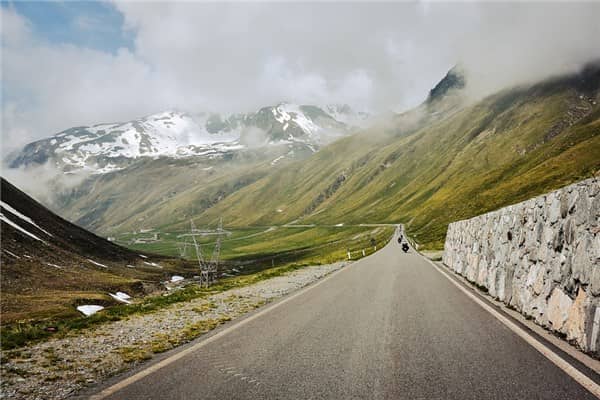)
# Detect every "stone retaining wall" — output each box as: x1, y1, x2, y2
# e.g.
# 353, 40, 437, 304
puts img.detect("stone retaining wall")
443, 177, 599, 355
